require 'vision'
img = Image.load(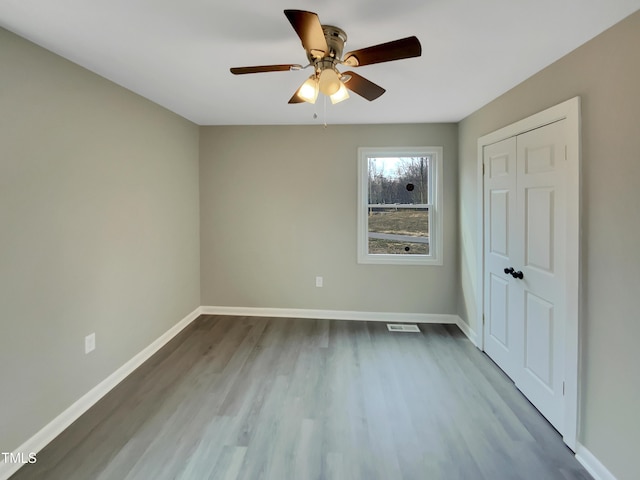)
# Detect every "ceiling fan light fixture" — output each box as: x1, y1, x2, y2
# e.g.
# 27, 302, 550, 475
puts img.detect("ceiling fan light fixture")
298, 76, 319, 104
231, 10, 422, 107
330, 82, 350, 104
318, 68, 341, 96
